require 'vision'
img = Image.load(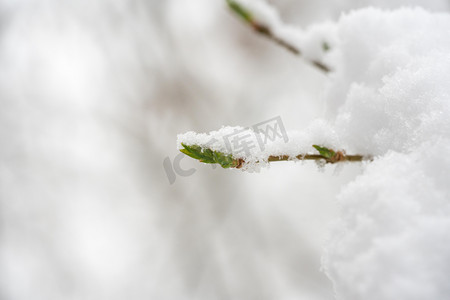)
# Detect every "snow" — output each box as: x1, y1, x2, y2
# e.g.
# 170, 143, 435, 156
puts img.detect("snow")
323, 140, 450, 299
179, 5, 450, 299
320, 8, 450, 299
